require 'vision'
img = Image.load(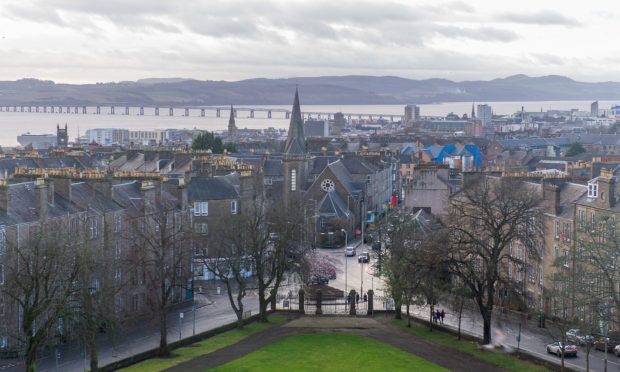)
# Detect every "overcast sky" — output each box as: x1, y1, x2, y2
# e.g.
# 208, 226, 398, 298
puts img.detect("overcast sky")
0, 0, 618, 83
